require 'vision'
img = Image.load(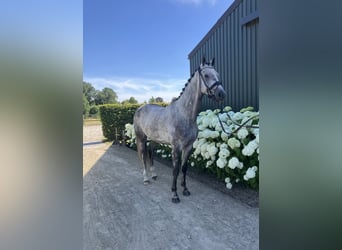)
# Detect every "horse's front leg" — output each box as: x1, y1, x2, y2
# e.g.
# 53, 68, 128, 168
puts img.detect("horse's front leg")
181, 144, 193, 196
171, 148, 181, 203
